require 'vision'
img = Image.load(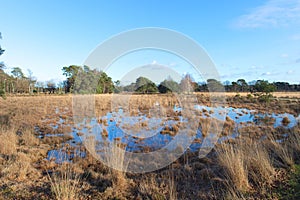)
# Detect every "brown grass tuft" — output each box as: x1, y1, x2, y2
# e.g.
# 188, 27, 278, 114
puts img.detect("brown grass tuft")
217, 143, 251, 192
282, 116, 291, 126
48, 162, 81, 200
0, 128, 18, 155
